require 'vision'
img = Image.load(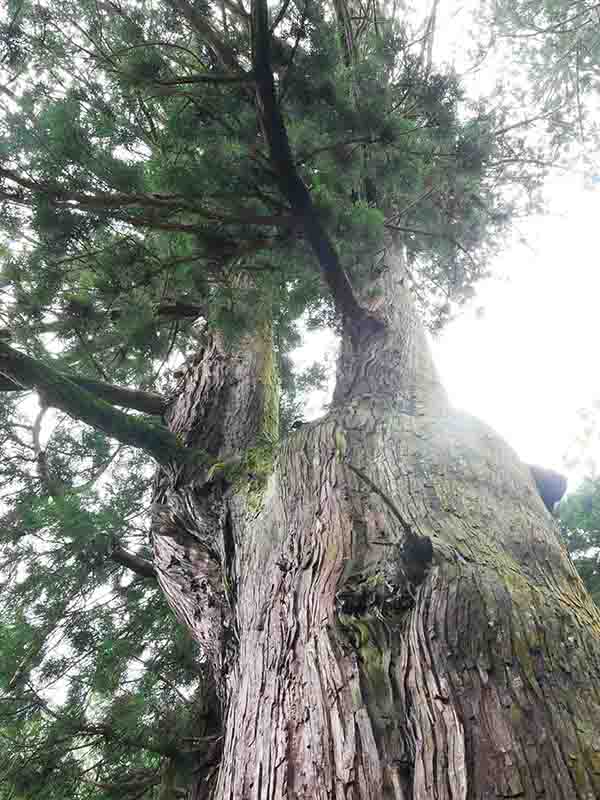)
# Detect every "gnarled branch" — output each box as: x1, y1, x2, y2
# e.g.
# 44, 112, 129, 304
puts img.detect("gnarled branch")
0, 167, 293, 230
